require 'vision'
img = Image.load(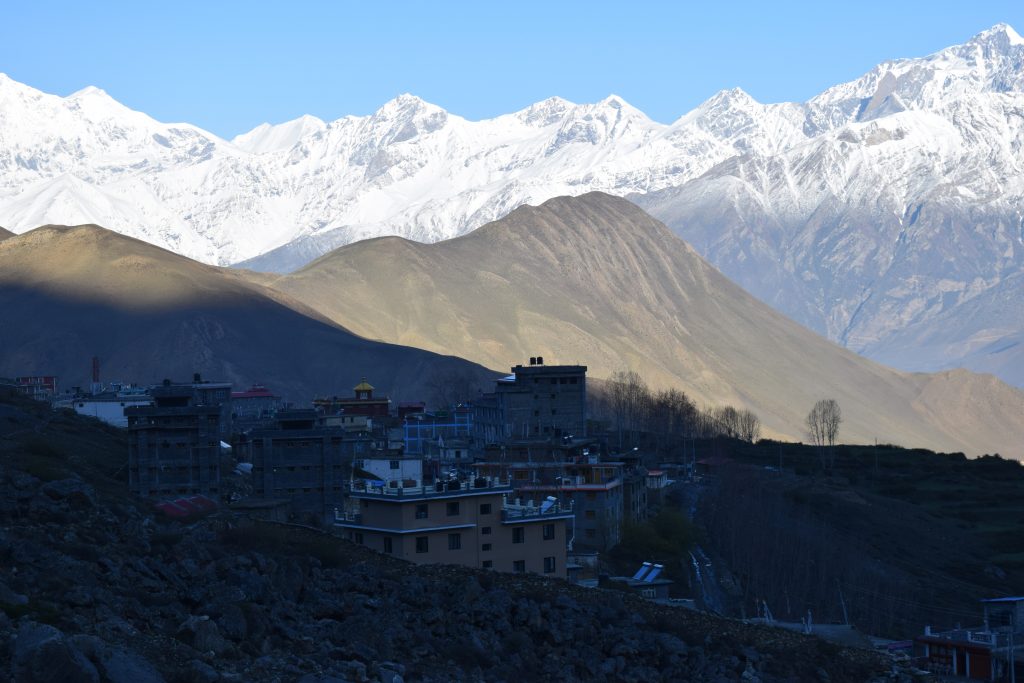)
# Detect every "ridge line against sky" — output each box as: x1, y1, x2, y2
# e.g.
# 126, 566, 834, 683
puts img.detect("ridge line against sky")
2, 1, 1023, 139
